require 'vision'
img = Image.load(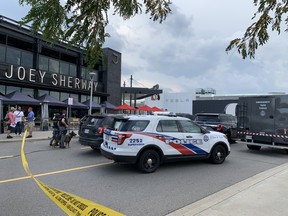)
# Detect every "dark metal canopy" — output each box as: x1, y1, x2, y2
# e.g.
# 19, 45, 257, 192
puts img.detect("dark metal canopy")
37, 94, 67, 107
5, 91, 41, 105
